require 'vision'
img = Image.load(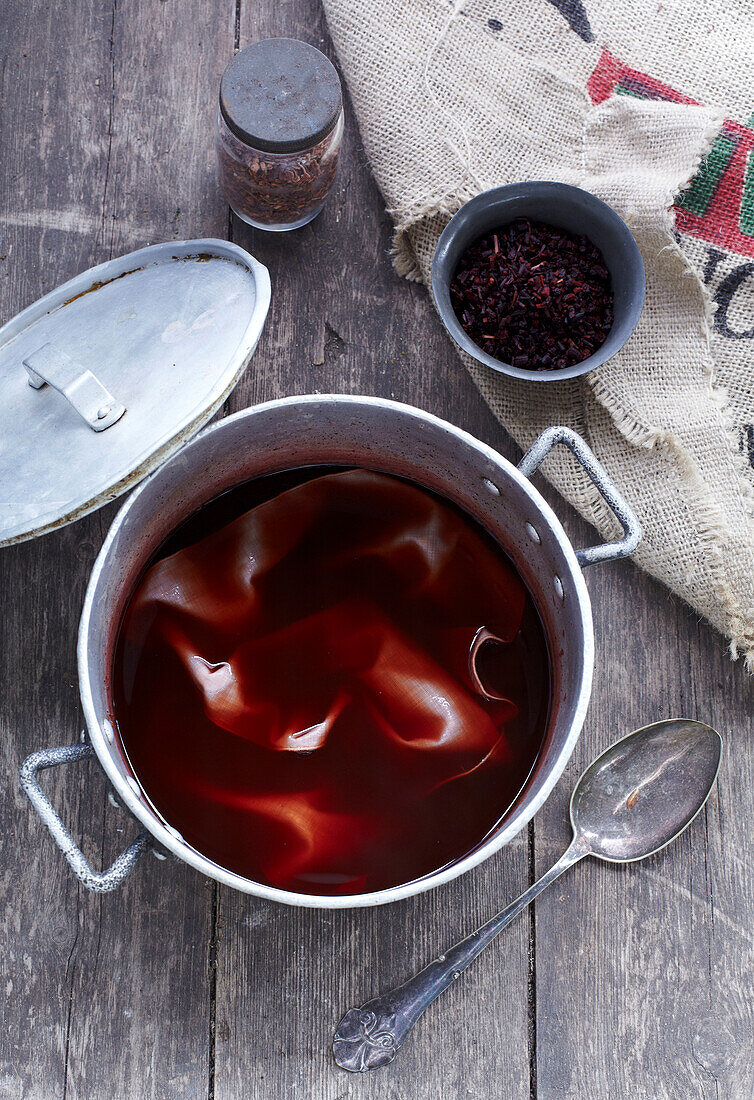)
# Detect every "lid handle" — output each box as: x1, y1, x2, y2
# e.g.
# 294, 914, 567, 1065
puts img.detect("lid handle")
23, 343, 126, 432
